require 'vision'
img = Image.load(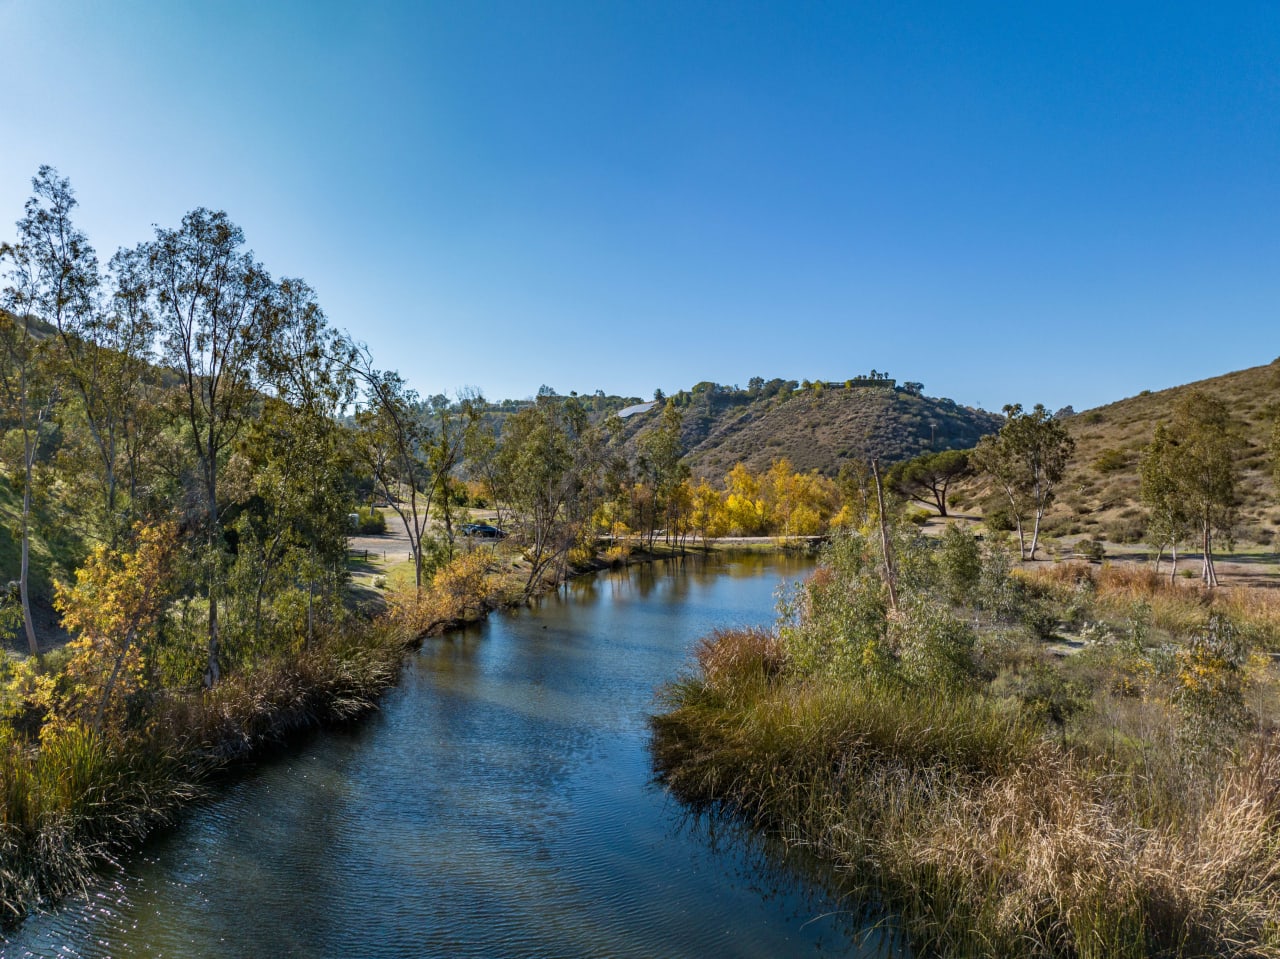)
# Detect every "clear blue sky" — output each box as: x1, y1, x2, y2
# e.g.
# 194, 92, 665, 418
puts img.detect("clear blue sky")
2, 1, 1277, 412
